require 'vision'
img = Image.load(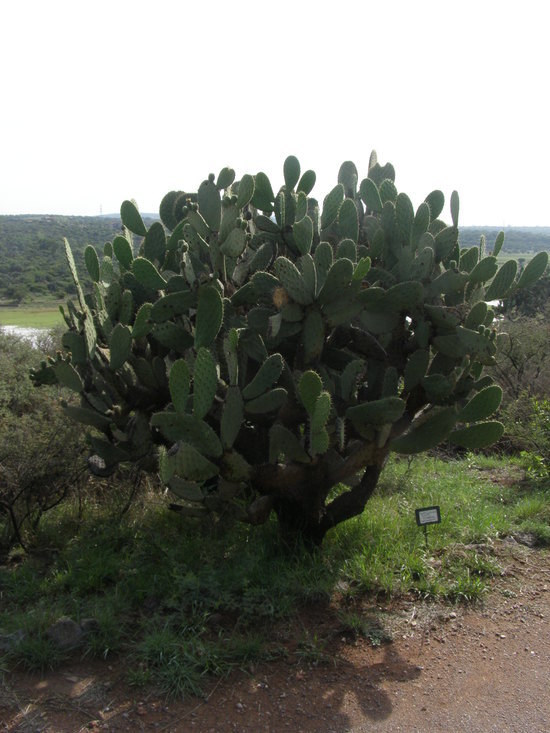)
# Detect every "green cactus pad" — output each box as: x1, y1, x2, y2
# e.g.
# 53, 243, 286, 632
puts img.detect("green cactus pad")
193, 347, 218, 420
151, 322, 194, 352
391, 407, 457, 454
410, 245, 435, 281
297, 254, 317, 300
424, 304, 460, 330
346, 397, 405, 426
235, 173, 255, 208
484, 260, 518, 301
195, 286, 224, 349
337, 161, 358, 197
120, 199, 147, 236
216, 167, 236, 190
309, 427, 330, 456
339, 359, 365, 401
403, 350, 430, 392
459, 246, 479, 273
424, 190, 445, 220
380, 281, 424, 312
434, 325, 496, 364
302, 310, 325, 364
297, 169, 316, 195
143, 222, 167, 263
119, 289, 134, 325
53, 361, 83, 392
150, 291, 195, 323
434, 227, 459, 263
352, 256, 371, 281
132, 257, 167, 290
242, 353, 284, 400
104, 281, 121, 321
449, 421, 504, 449
465, 301, 488, 330
379, 179, 397, 204
63, 239, 86, 309
469, 256, 498, 284
109, 323, 132, 370
450, 190, 460, 227
221, 450, 251, 482
132, 357, 158, 389
62, 332, 86, 365
173, 442, 219, 482
359, 178, 382, 213
185, 209, 210, 241
310, 391, 331, 433
220, 227, 247, 258
198, 178, 222, 231
458, 385, 502, 423
292, 216, 314, 255
283, 155, 301, 190
274, 257, 313, 306
221, 385, 244, 449
412, 203, 431, 246
169, 359, 191, 414
517, 251, 549, 289
426, 270, 469, 298
251, 172, 275, 213
318, 258, 354, 305
338, 199, 359, 243
89, 437, 129, 470
131, 302, 153, 339
84, 245, 100, 283
154, 413, 222, 457
421, 373, 455, 401
492, 231, 505, 258
167, 478, 205, 502
63, 405, 112, 431
269, 424, 310, 463
244, 387, 287, 414
395, 193, 414, 245
320, 184, 345, 230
